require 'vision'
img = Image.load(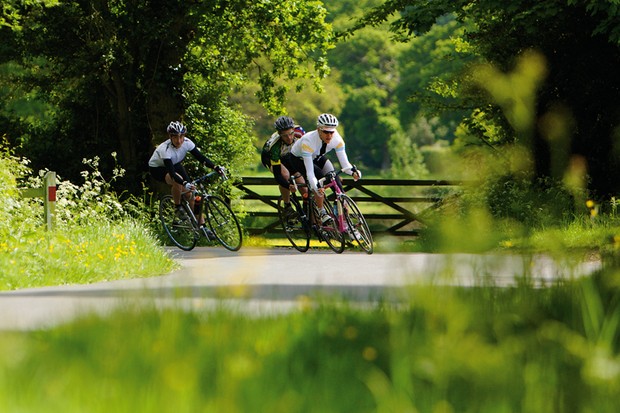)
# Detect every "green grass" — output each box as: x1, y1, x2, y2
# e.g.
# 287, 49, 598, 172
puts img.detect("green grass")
4, 152, 620, 412
0, 220, 176, 290
1, 275, 620, 412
